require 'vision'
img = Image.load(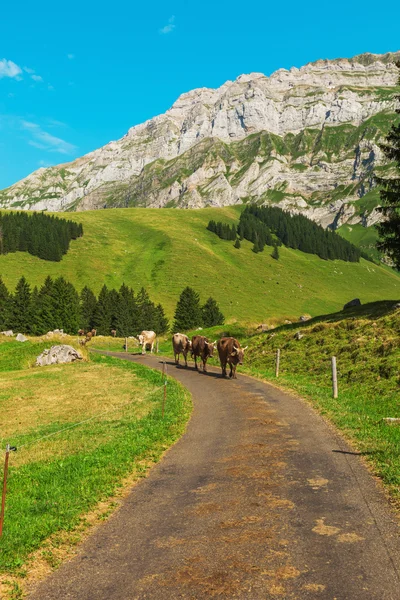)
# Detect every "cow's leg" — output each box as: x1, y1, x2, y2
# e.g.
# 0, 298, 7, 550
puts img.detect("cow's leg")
229, 363, 233, 378
194, 354, 198, 370
183, 351, 187, 367
221, 360, 227, 377
174, 352, 179, 365
150, 342, 154, 353
202, 358, 207, 373
142, 344, 146, 355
